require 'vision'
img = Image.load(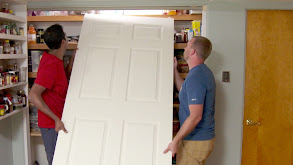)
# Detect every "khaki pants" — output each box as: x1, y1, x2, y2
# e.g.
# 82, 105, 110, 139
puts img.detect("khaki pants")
176, 138, 215, 165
